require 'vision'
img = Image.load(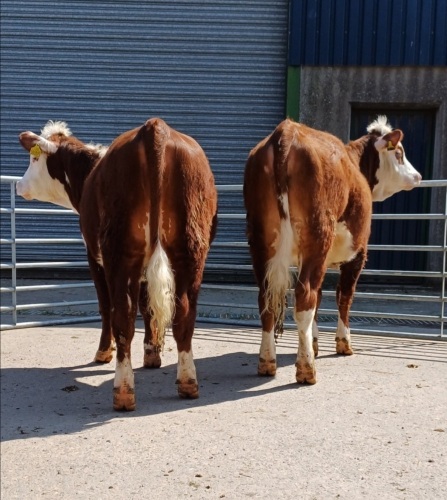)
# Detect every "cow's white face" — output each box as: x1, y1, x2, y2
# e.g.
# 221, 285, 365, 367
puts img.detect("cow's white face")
17, 132, 75, 211
372, 130, 422, 202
